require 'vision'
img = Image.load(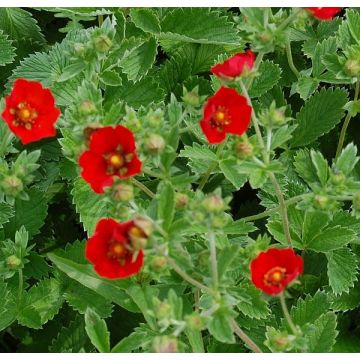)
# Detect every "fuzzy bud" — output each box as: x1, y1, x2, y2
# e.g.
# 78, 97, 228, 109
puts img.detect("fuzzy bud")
1, 175, 23, 197
79, 100, 97, 116
152, 336, 178, 353
201, 194, 225, 213
151, 256, 167, 272
93, 34, 112, 53
345, 59, 360, 76
185, 313, 204, 331
183, 88, 200, 107
155, 301, 172, 320
175, 193, 189, 209
235, 141, 254, 160
6, 255, 21, 269
314, 194, 329, 209
353, 192, 360, 210
73, 43, 86, 57
330, 170, 346, 186
144, 134, 166, 155
112, 183, 134, 202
